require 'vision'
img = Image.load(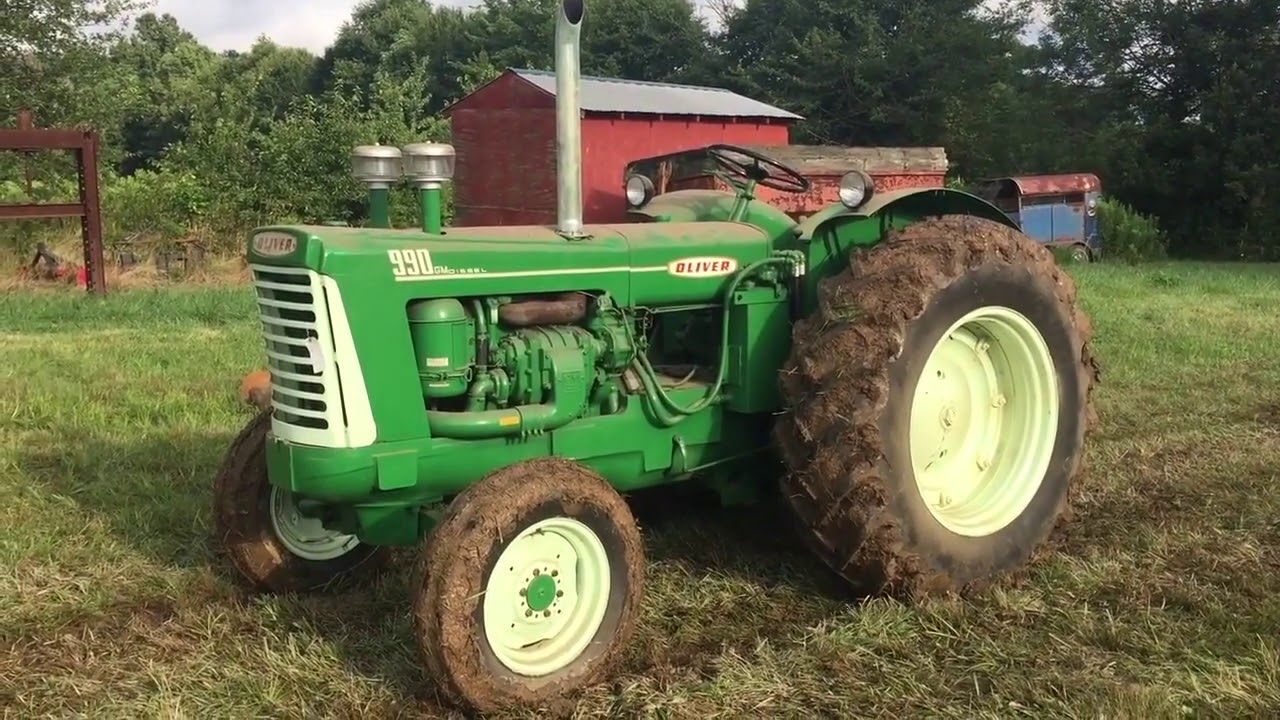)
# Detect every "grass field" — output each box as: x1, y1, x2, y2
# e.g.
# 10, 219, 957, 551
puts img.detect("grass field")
3, 261, 1280, 719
